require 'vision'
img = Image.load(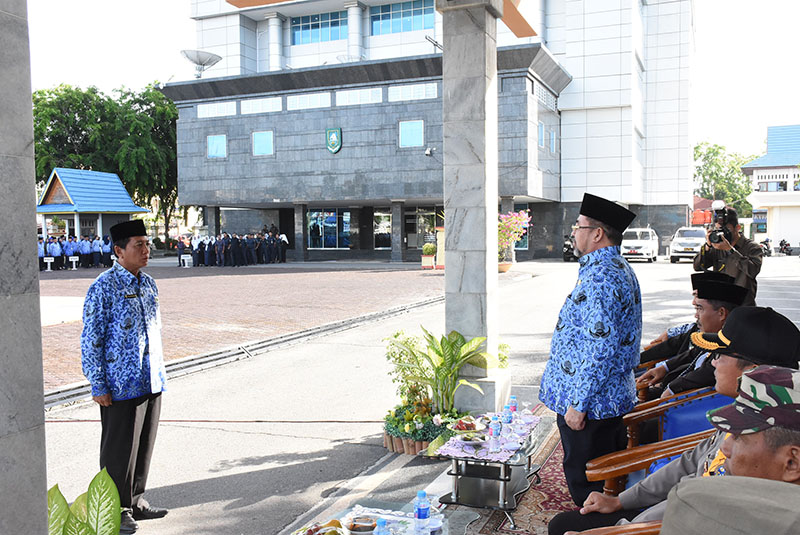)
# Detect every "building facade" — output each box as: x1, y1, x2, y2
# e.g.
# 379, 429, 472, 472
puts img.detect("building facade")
163, 0, 693, 260
743, 124, 800, 248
